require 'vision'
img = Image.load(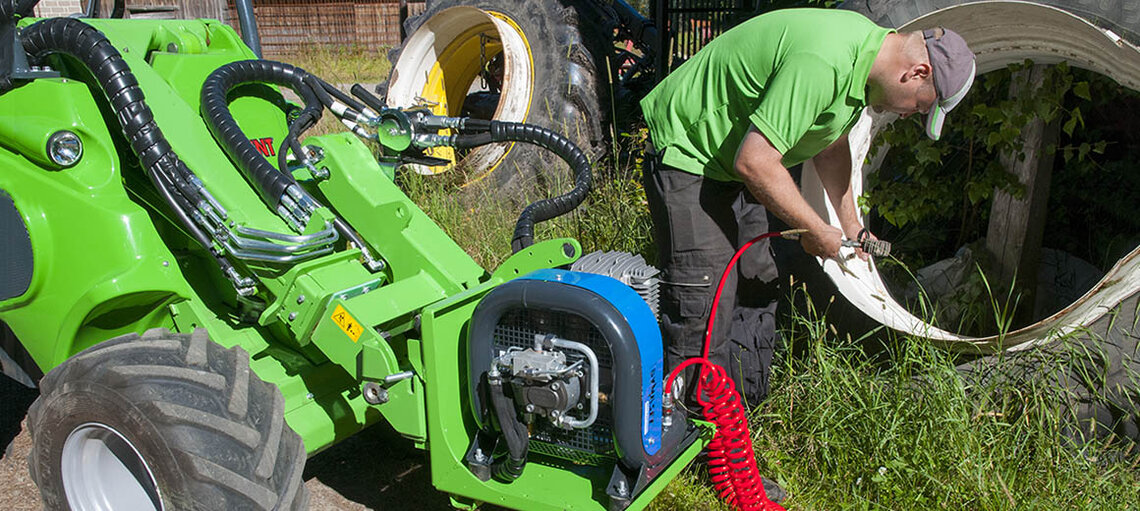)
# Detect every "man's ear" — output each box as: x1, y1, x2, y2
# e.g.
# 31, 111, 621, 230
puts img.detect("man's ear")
905, 62, 932, 82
